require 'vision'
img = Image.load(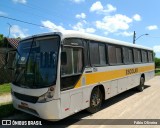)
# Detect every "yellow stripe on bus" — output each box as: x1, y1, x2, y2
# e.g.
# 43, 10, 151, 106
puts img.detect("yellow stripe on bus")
74, 65, 154, 89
